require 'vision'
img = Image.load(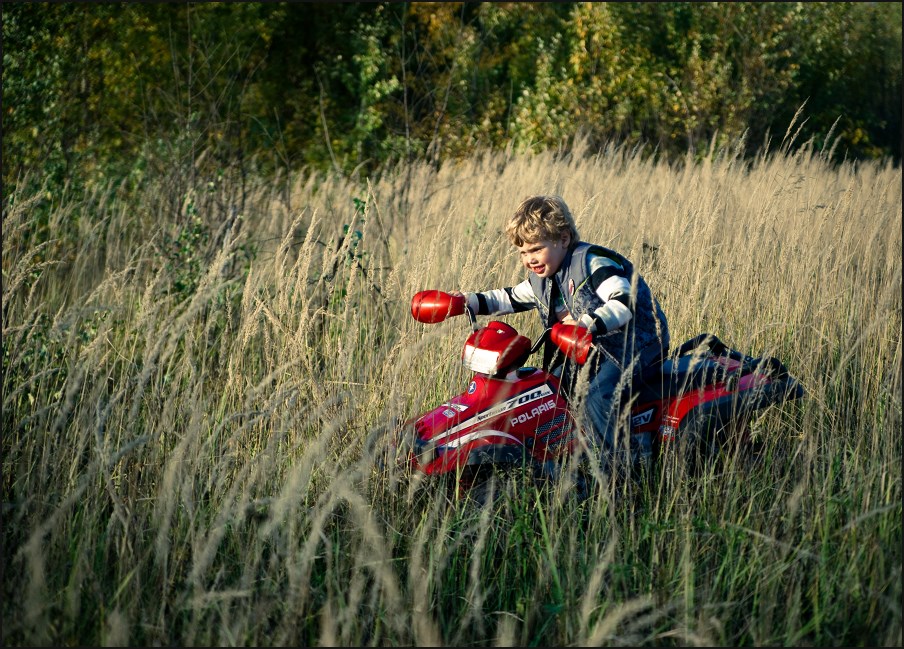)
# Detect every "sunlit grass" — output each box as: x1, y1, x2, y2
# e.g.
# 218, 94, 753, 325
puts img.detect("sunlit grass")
2, 137, 901, 646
